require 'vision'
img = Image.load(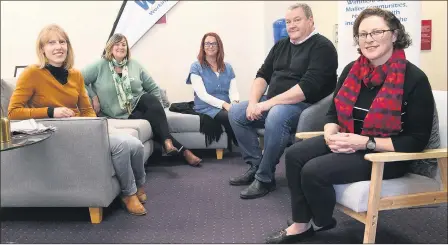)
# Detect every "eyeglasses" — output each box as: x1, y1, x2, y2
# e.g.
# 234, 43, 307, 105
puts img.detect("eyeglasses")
355, 29, 395, 42
204, 42, 218, 48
